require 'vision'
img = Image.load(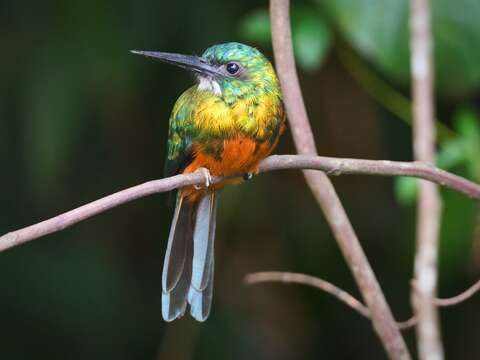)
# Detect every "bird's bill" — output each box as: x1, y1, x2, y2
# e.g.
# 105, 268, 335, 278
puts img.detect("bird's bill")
131, 50, 222, 77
